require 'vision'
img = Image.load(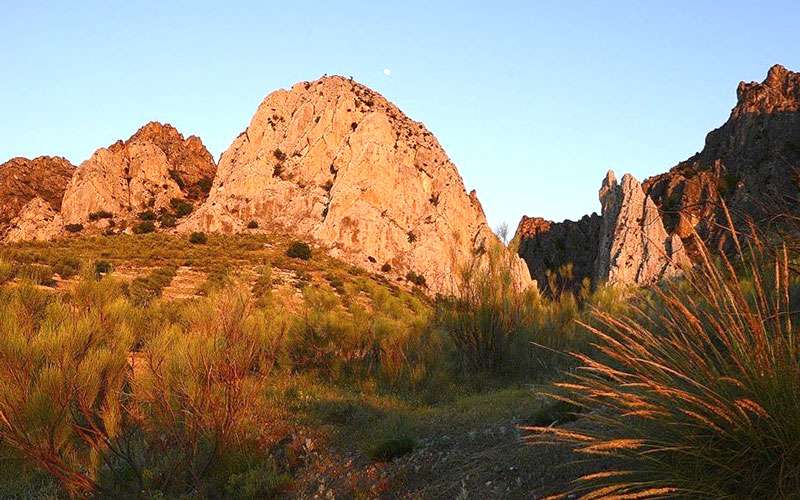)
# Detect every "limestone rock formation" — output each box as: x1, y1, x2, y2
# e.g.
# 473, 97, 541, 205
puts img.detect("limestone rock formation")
515, 171, 688, 292
595, 171, 689, 286
61, 122, 215, 225
514, 214, 601, 294
643, 64, 800, 254
4, 197, 64, 243
184, 75, 531, 294
0, 156, 74, 237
